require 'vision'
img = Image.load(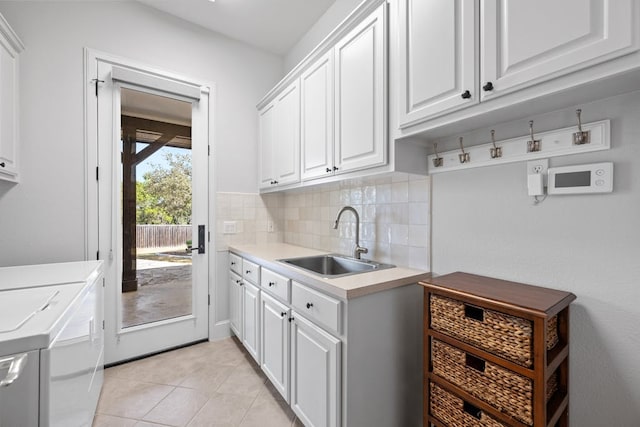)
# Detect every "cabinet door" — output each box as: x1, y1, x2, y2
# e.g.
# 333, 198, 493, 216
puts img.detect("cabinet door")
242, 282, 261, 363
334, 3, 386, 174
481, 0, 637, 99
301, 51, 334, 181
290, 314, 341, 427
259, 102, 275, 189
229, 272, 243, 340
273, 81, 300, 186
0, 22, 22, 183
397, 0, 477, 127
260, 292, 290, 402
